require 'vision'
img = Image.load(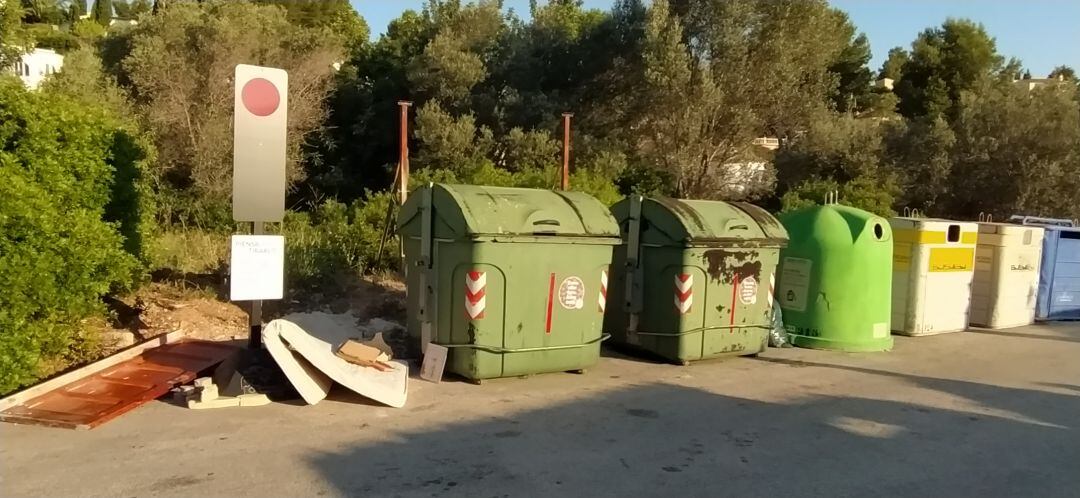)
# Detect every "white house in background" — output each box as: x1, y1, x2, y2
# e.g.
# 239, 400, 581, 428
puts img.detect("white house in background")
9, 48, 64, 90
1013, 75, 1067, 91
874, 77, 895, 91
